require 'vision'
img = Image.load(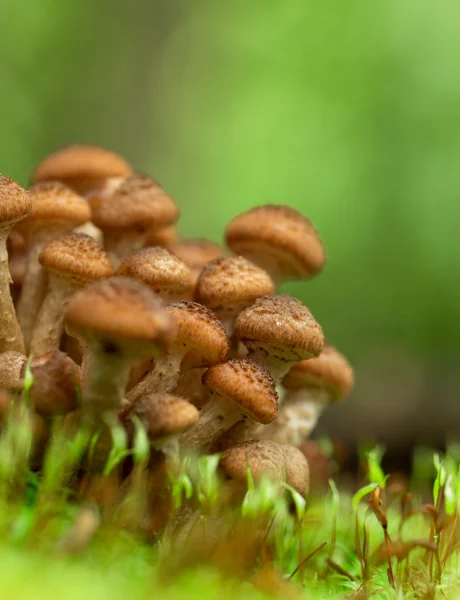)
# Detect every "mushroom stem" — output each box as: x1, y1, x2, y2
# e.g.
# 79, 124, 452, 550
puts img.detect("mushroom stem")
16, 242, 49, 350
81, 348, 132, 425
180, 397, 244, 452
0, 233, 24, 352
262, 388, 330, 445
30, 275, 77, 356
125, 354, 183, 407
245, 348, 295, 385
103, 231, 147, 269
